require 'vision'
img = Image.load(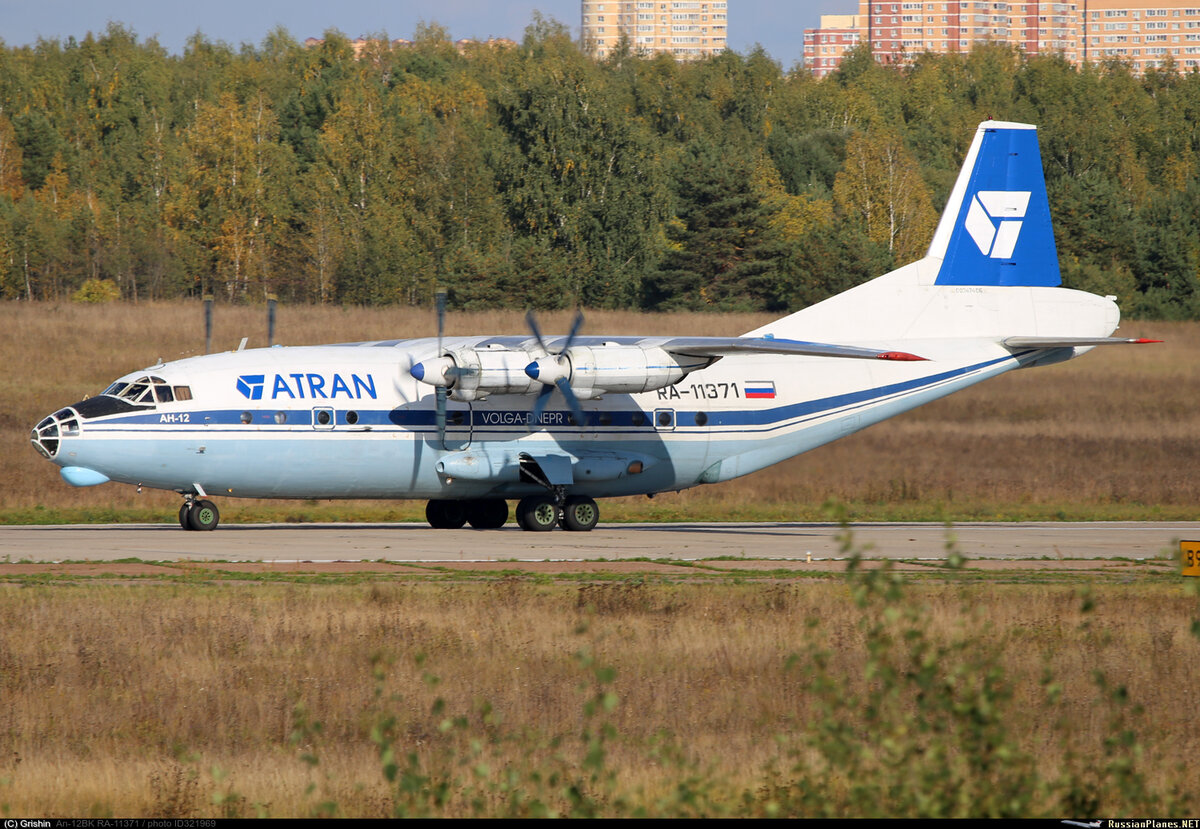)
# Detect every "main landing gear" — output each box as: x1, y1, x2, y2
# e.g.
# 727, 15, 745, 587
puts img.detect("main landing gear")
424, 495, 600, 532
178, 497, 220, 531
425, 498, 509, 529
171, 495, 600, 533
